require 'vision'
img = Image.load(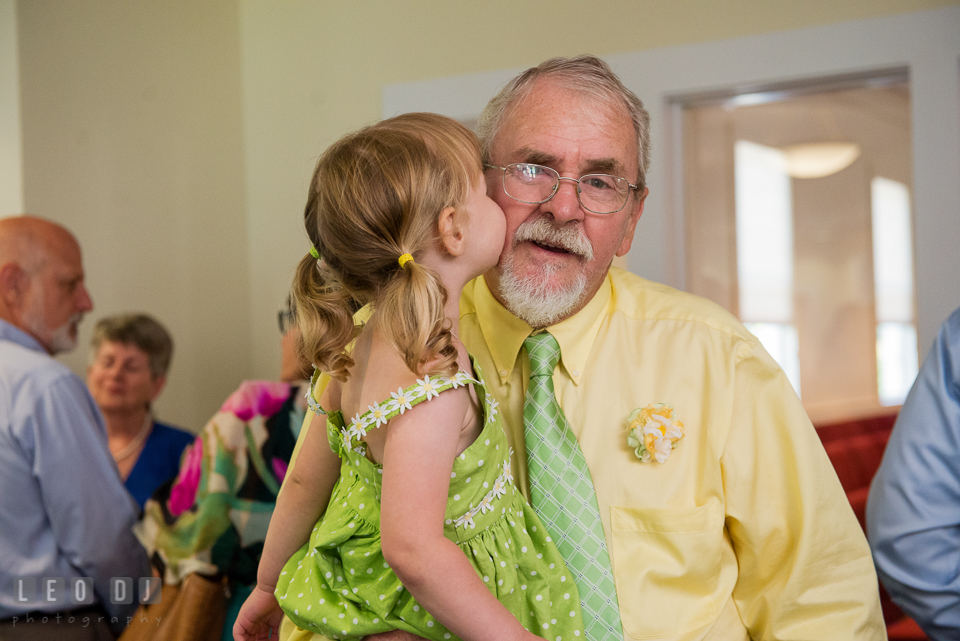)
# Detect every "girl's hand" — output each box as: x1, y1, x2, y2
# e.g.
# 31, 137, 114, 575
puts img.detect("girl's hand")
233, 584, 284, 641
